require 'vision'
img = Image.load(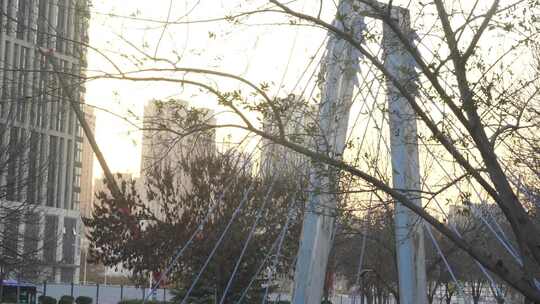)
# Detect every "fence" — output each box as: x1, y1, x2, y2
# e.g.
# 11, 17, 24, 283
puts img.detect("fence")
39, 283, 173, 304
267, 293, 397, 304
268, 291, 521, 304
36, 283, 522, 304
